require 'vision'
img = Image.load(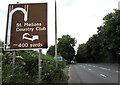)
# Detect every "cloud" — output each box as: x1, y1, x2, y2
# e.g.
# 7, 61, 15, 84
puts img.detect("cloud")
58, 0, 79, 7
0, 0, 119, 54
57, 0, 119, 46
